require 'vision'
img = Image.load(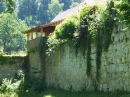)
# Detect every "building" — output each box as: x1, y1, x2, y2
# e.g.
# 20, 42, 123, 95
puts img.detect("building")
23, 0, 106, 50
